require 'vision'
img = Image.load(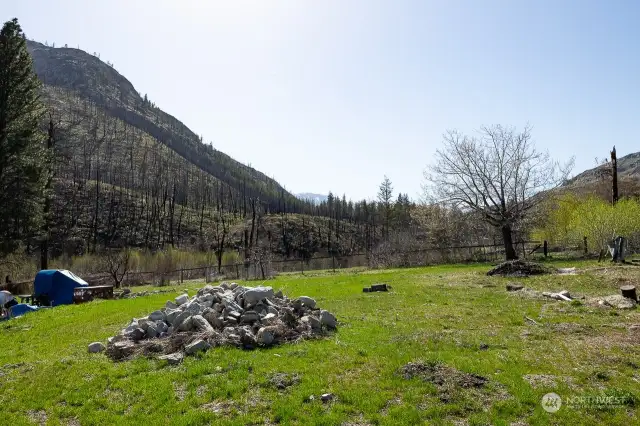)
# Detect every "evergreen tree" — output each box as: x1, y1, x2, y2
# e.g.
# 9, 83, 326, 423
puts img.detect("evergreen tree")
377, 175, 393, 239
0, 18, 47, 254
